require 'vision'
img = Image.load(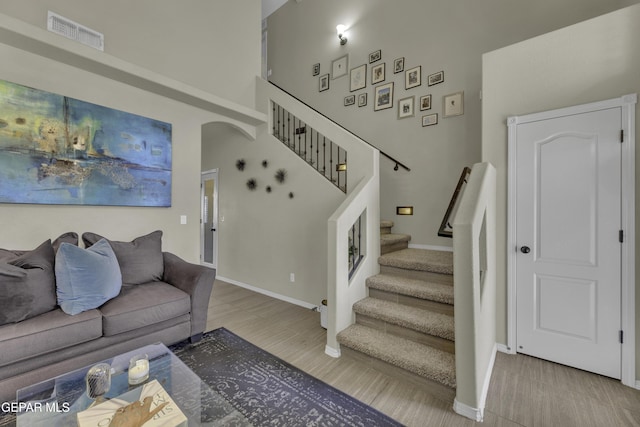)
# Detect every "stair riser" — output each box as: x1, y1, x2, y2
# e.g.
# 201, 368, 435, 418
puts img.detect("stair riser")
380, 241, 409, 255
380, 265, 453, 285
356, 314, 455, 354
380, 226, 392, 235
369, 288, 454, 316
340, 346, 457, 397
